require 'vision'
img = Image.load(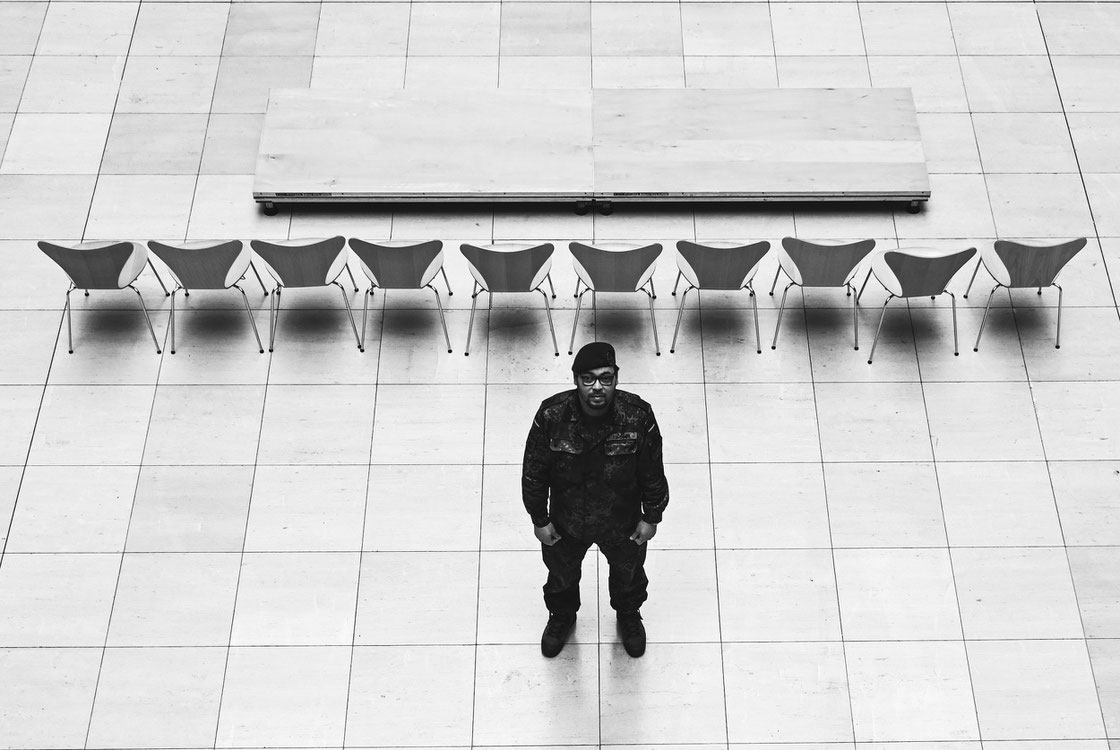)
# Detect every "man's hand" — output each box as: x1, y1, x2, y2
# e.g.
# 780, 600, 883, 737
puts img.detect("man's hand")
629, 520, 657, 545
534, 522, 562, 546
